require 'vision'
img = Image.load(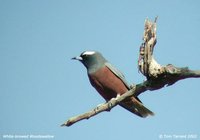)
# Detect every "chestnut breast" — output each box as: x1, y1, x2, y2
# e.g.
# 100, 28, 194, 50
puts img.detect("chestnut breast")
88, 65, 128, 101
